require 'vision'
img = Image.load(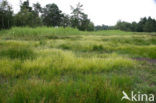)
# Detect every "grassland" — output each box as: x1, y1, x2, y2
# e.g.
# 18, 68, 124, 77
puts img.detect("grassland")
0, 27, 156, 103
